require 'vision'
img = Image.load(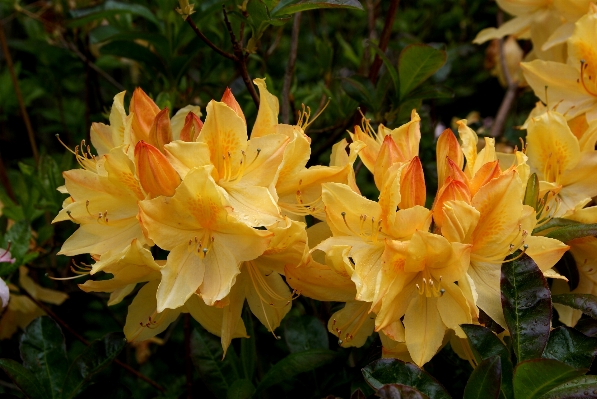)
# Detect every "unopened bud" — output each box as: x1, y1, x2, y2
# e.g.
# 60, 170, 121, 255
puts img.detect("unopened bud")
432, 177, 471, 227
130, 88, 160, 144
374, 135, 404, 190
221, 88, 246, 123
436, 128, 464, 185
180, 112, 203, 142
399, 156, 426, 209
149, 108, 173, 151
135, 141, 181, 198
